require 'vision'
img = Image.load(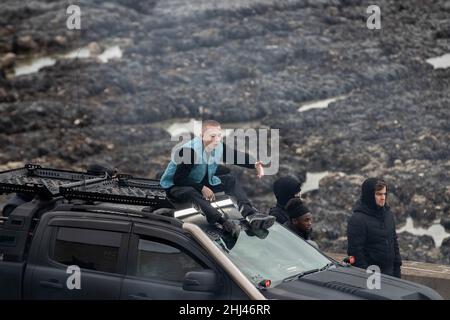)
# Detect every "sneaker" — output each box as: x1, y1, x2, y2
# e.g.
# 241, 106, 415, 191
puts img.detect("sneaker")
246, 213, 275, 230
221, 232, 238, 250
222, 219, 241, 238
245, 228, 269, 239
239, 203, 259, 217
